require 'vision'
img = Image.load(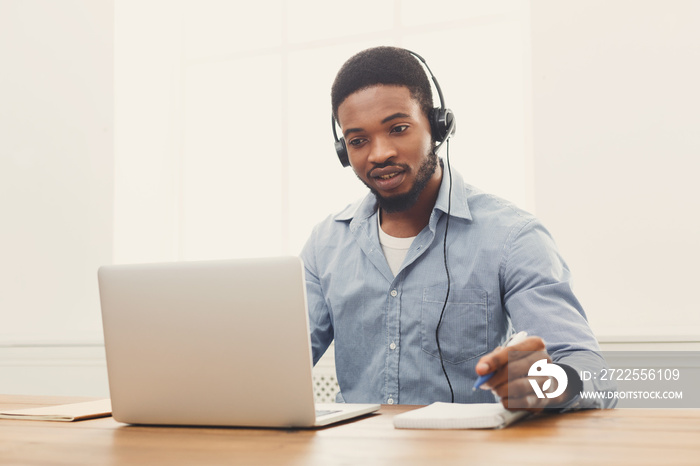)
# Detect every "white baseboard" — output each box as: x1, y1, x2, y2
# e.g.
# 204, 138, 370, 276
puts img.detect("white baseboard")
598, 334, 700, 351
0, 343, 109, 397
